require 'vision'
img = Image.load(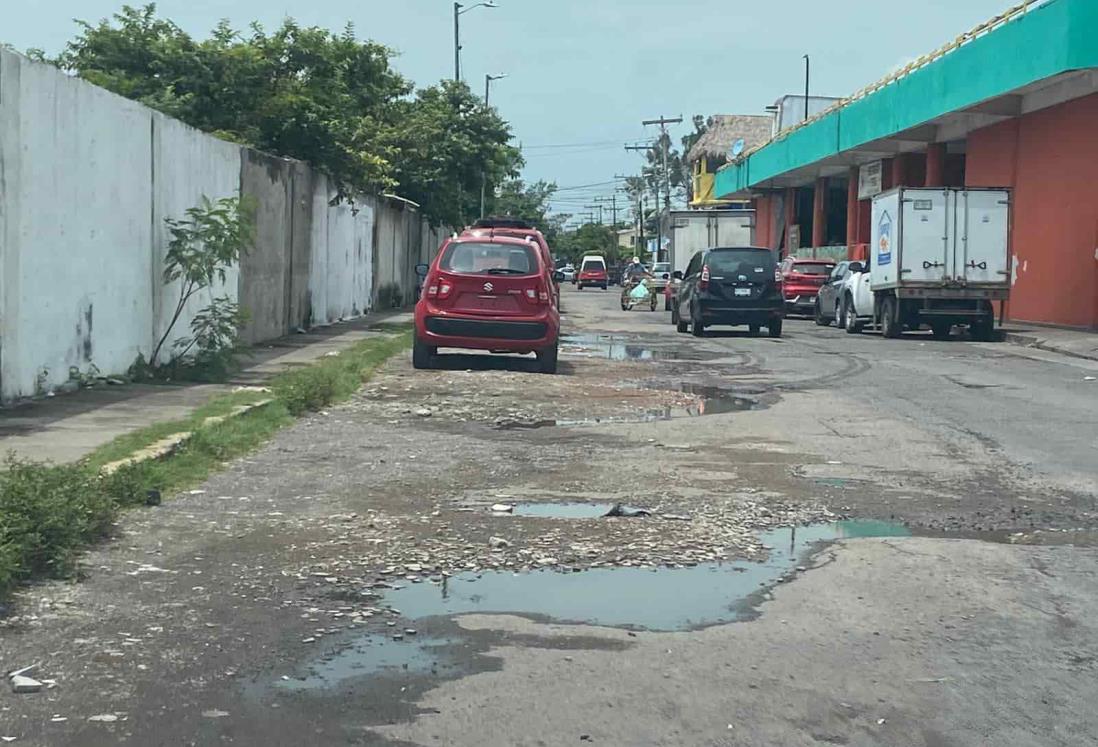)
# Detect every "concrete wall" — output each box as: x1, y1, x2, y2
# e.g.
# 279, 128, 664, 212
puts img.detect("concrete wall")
0, 50, 445, 402
968, 92, 1098, 328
